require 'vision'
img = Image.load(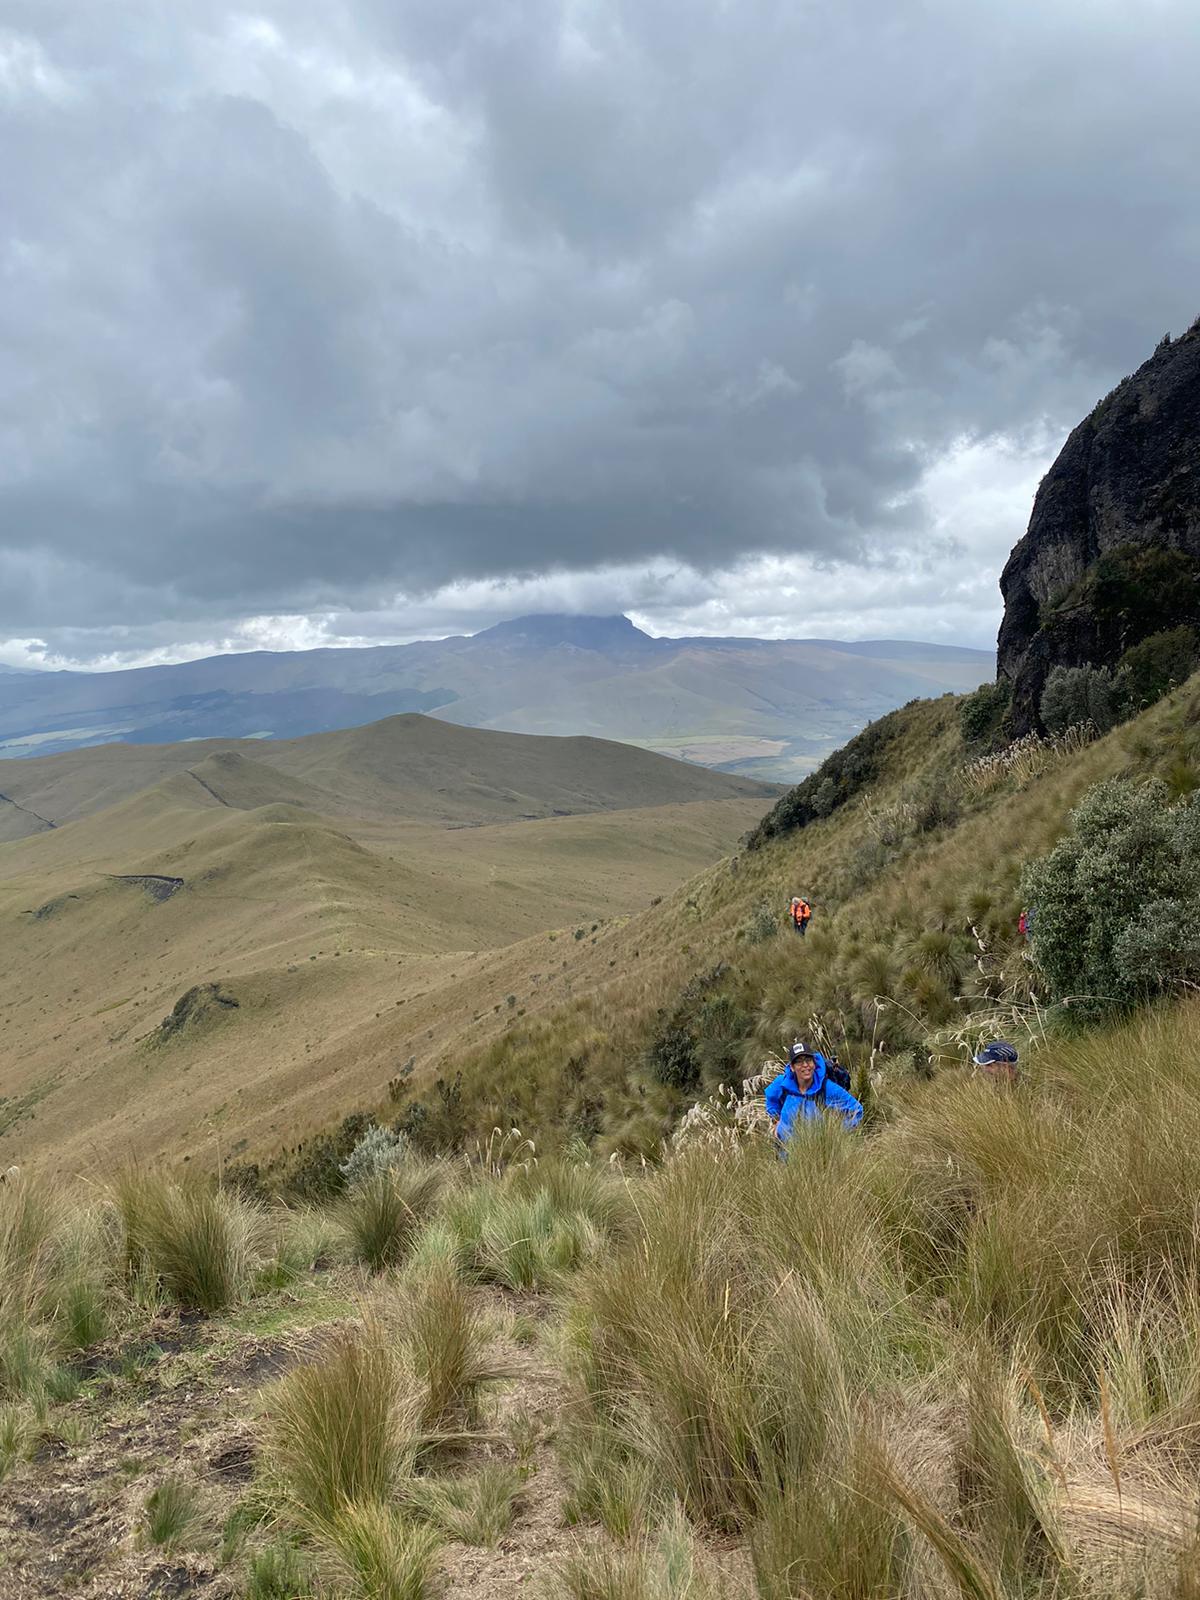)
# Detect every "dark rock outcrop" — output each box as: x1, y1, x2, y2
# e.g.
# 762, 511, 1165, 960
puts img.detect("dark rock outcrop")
156, 982, 239, 1042
998, 319, 1200, 732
